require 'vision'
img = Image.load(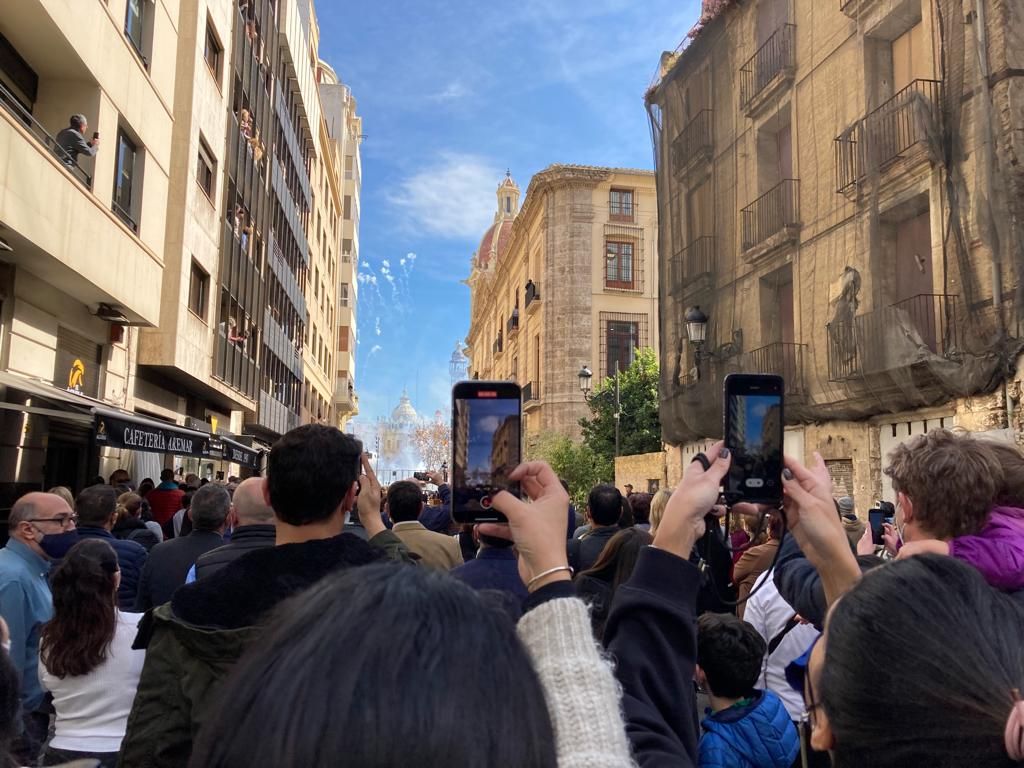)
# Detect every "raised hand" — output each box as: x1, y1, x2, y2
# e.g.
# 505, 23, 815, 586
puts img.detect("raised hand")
652, 441, 732, 559
356, 453, 385, 537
